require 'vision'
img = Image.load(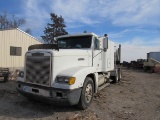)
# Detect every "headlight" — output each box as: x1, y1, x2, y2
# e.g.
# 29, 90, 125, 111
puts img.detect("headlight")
57, 76, 76, 85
